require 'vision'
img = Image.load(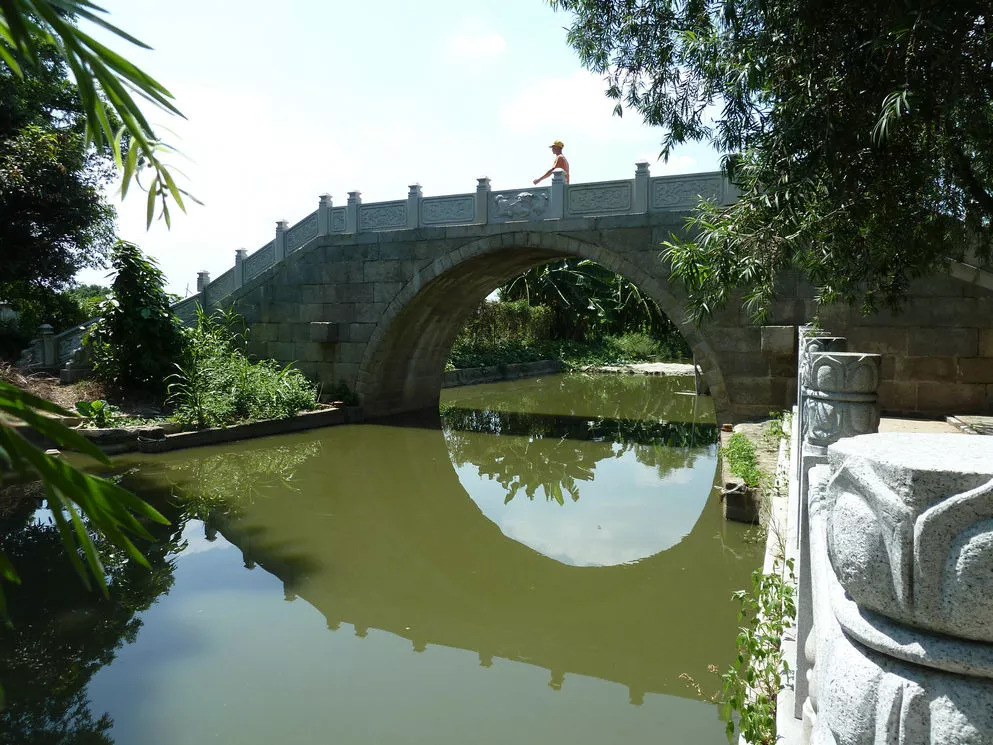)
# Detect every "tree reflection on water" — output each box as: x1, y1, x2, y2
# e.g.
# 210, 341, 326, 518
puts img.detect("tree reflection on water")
0, 486, 183, 745
0, 441, 324, 744
441, 405, 718, 505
